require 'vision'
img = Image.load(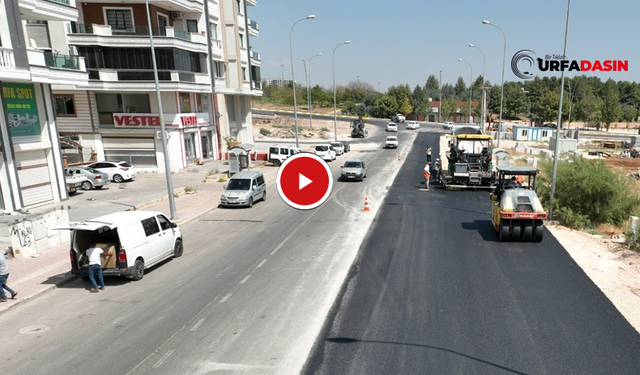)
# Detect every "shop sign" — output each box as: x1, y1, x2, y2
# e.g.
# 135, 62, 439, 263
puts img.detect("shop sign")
2, 83, 40, 137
